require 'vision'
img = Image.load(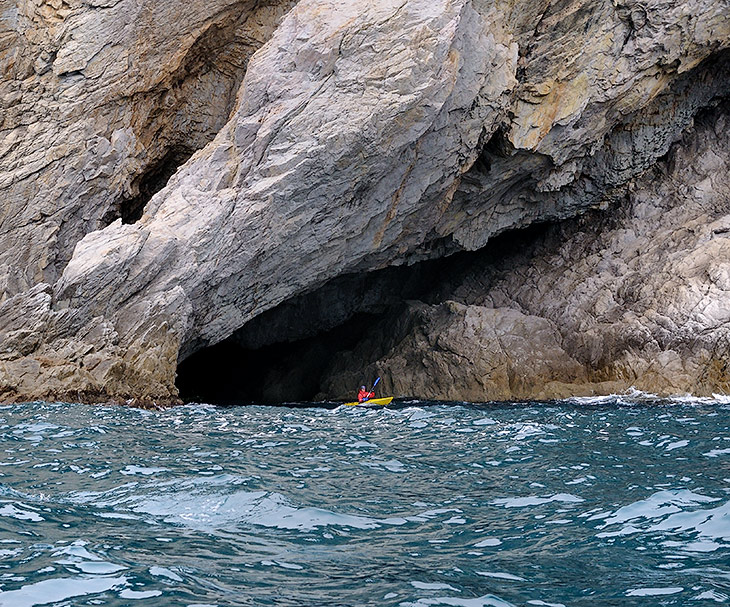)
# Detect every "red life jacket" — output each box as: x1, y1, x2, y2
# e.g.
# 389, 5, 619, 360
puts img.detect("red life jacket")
357, 389, 374, 403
